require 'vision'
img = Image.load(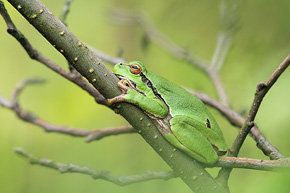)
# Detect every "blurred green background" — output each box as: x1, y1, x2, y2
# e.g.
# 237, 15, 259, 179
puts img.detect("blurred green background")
1, 0, 290, 193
